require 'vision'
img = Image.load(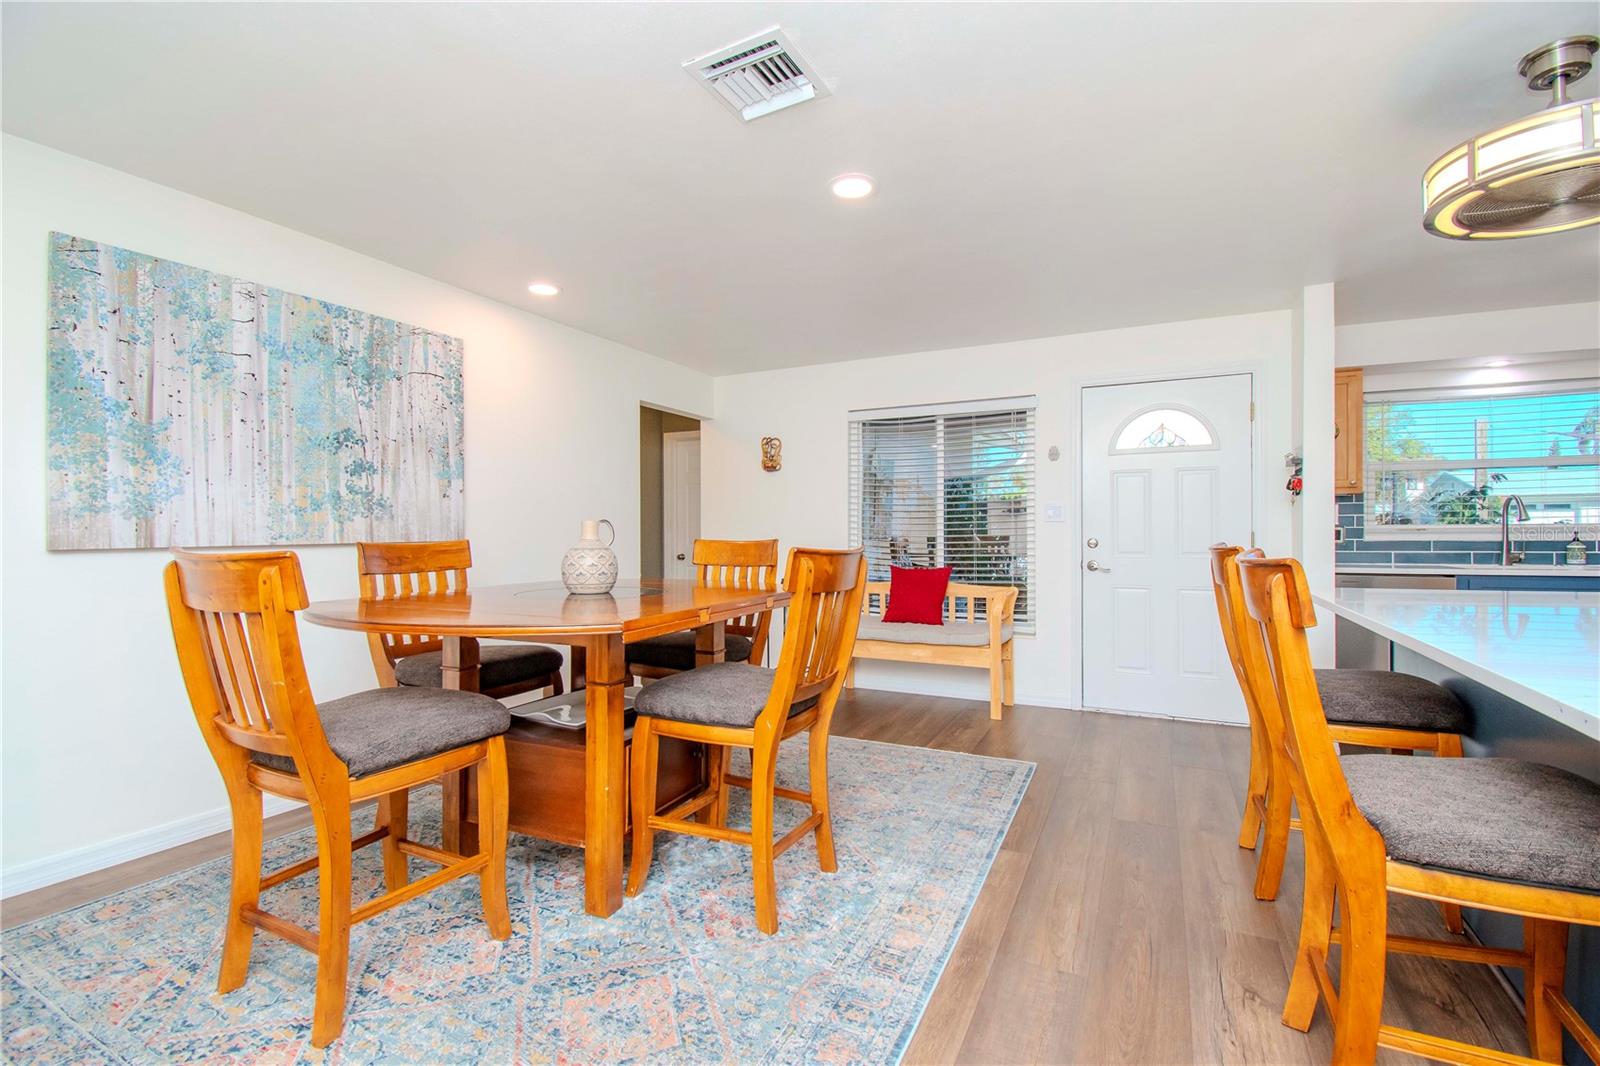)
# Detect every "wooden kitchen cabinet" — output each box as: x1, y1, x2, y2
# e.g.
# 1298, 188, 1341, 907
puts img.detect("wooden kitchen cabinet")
1334, 367, 1363, 494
